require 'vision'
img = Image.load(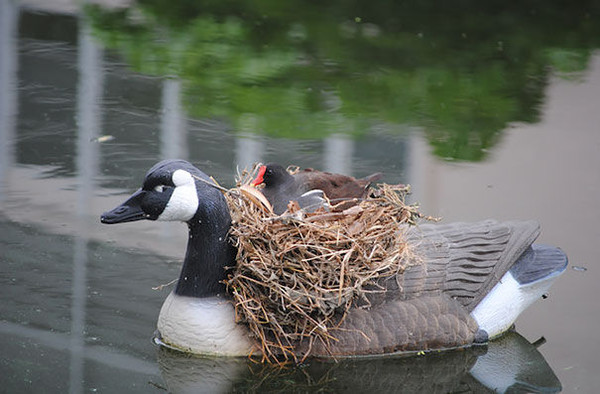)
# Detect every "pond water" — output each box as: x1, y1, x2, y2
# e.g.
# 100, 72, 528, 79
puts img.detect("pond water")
1, 0, 599, 392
